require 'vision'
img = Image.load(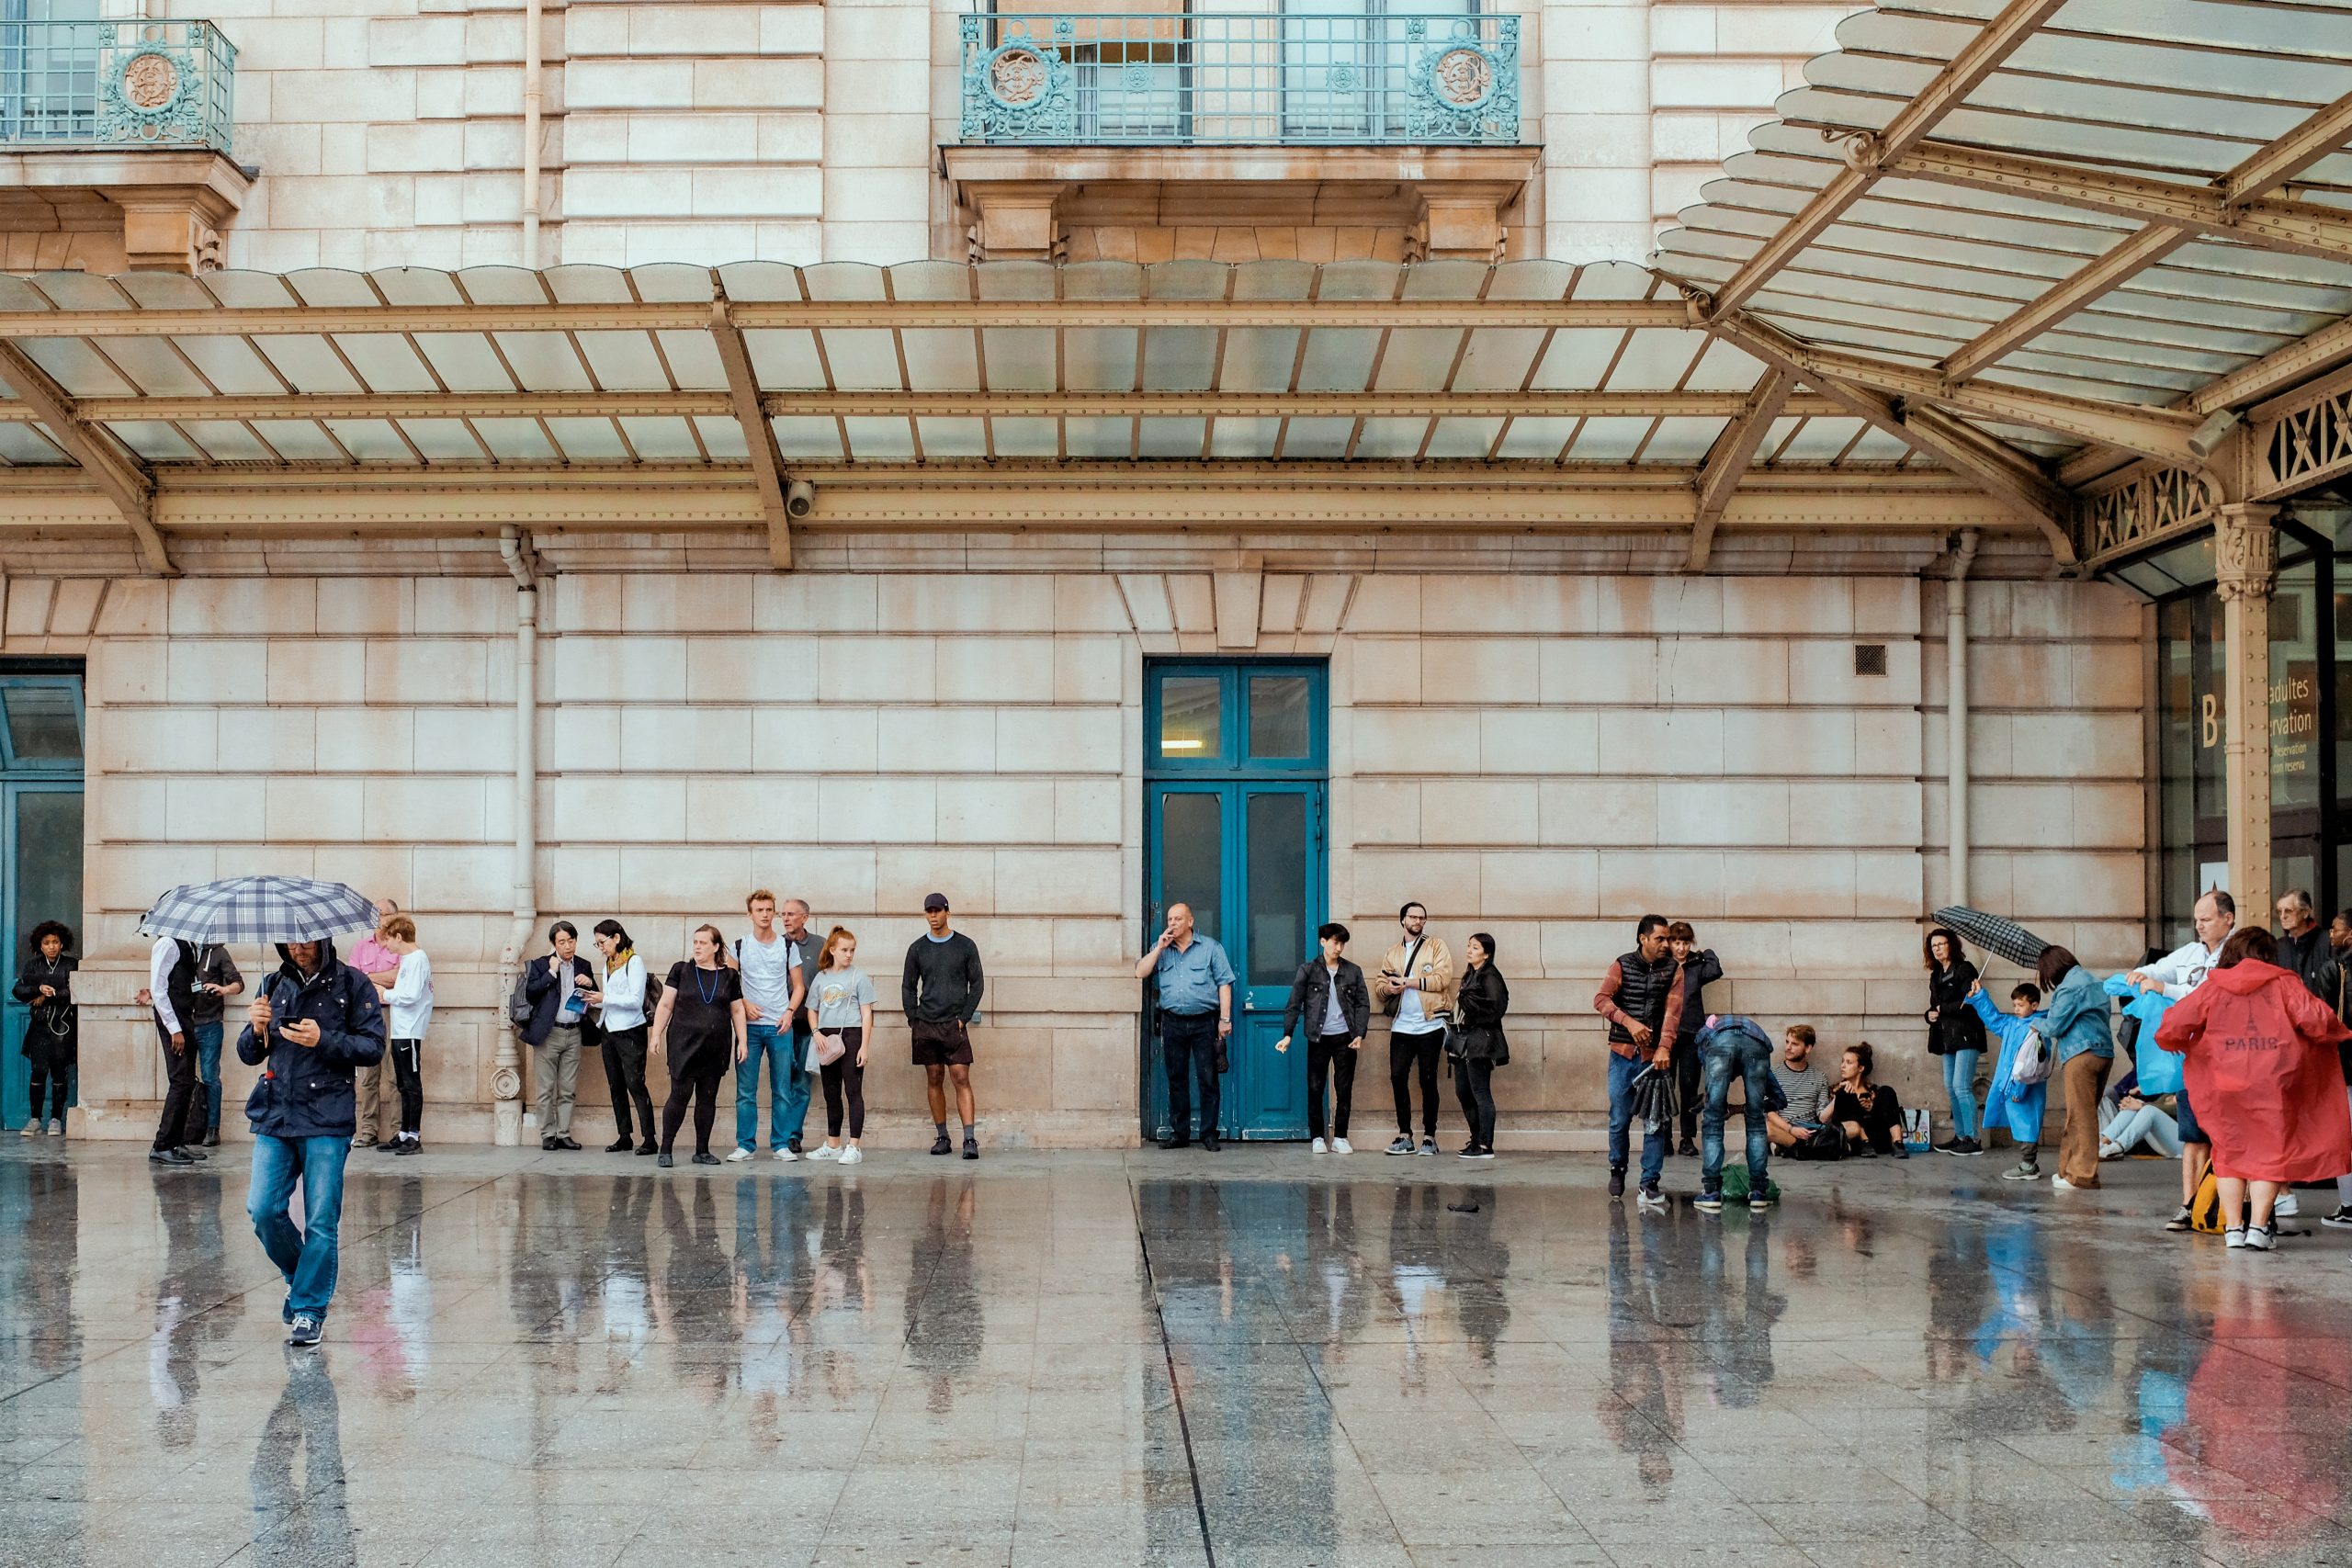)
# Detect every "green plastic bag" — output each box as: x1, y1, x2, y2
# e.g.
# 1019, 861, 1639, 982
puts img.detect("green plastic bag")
1721, 1165, 1781, 1203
